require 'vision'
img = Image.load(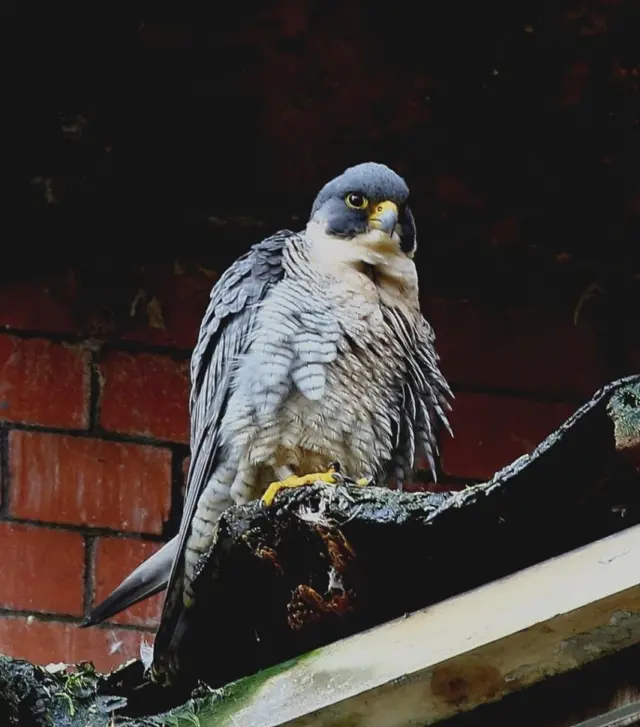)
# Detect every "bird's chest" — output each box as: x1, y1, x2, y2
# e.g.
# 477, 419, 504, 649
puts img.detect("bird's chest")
274, 310, 403, 473
229, 270, 416, 475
